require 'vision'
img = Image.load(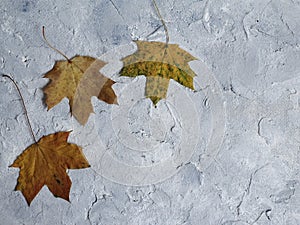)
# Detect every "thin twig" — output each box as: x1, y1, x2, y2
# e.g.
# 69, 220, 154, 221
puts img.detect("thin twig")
152, 0, 169, 45
42, 26, 71, 62
2, 74, 37, 143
